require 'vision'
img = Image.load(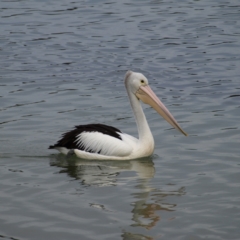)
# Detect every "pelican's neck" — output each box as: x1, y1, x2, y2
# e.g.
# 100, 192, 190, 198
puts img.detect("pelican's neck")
127, 91, 154, 146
